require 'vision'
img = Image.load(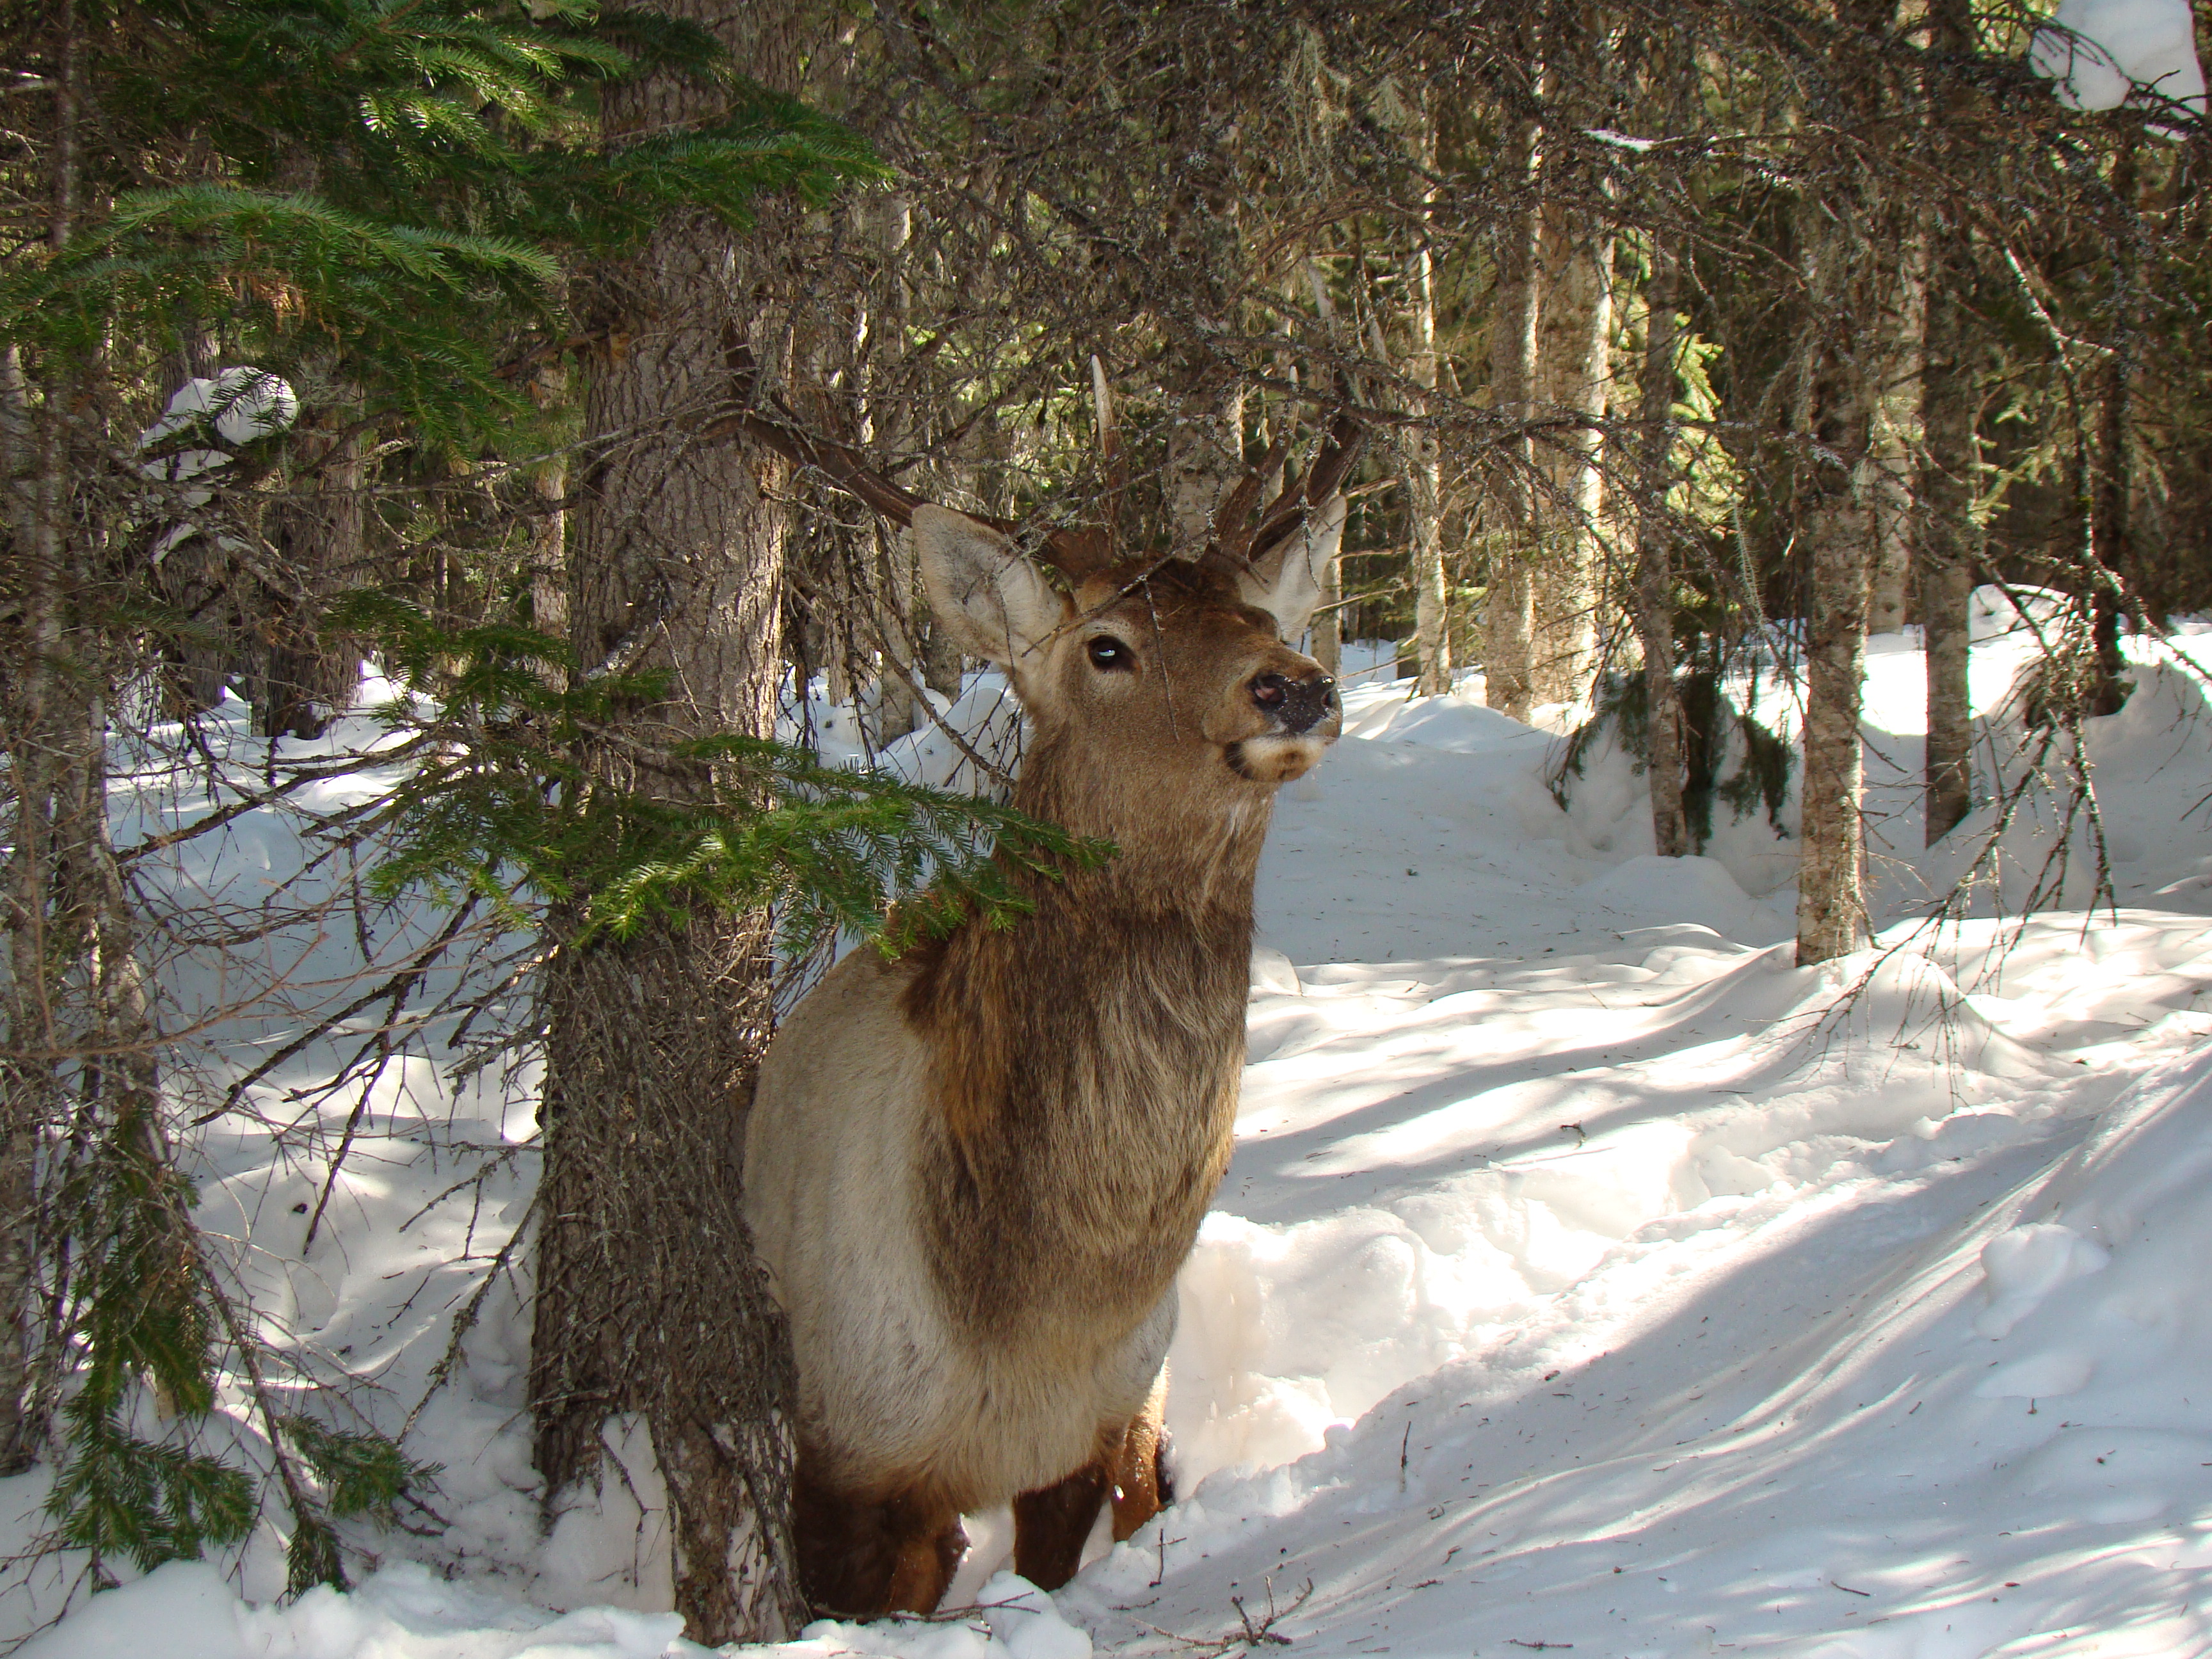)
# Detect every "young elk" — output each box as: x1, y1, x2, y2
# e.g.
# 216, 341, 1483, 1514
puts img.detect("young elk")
743, 486, 1347, 1618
